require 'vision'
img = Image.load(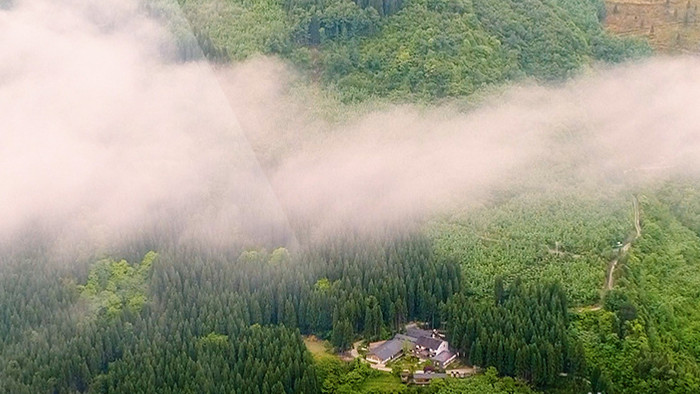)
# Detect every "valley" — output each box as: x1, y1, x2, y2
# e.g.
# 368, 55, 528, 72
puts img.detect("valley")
2, 0, 700, 393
